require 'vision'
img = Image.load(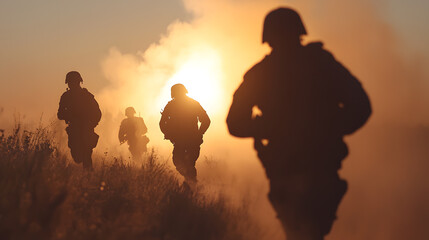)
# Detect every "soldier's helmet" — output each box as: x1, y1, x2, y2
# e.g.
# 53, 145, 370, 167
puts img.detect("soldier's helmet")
262, 7, 307, 44
171, 83, 188, 99
65, 71, 83, 84
125, 107, 136, 117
